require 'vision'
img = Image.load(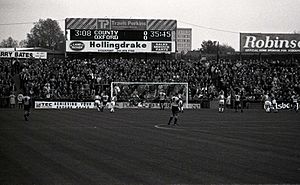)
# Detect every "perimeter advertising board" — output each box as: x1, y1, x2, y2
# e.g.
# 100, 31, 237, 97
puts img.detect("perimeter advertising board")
0, 50, 47, 59
35, 101, 201, 109
65, 18, 176, 53
240, 33, 300, 53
